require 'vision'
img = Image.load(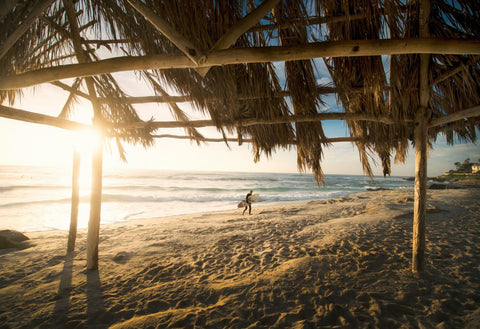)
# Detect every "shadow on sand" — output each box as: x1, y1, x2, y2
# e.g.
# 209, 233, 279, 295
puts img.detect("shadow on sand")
51, 251, 75, 327
50, 252, 107, 328
87, 267, 107, 328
